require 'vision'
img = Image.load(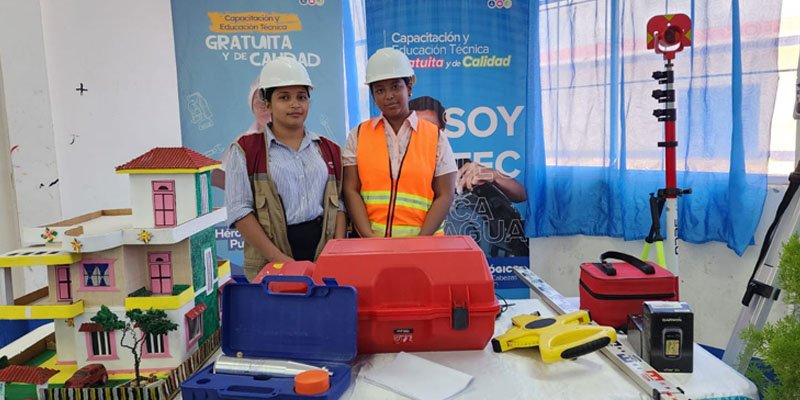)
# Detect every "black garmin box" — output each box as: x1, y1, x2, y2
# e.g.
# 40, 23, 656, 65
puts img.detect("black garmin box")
638, 301, 693, 373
